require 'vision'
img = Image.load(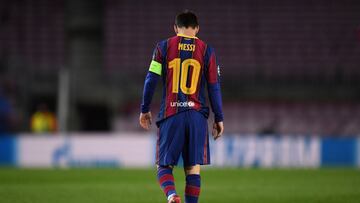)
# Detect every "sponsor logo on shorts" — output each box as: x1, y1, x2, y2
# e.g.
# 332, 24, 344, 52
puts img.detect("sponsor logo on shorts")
170, 101, 195, 107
